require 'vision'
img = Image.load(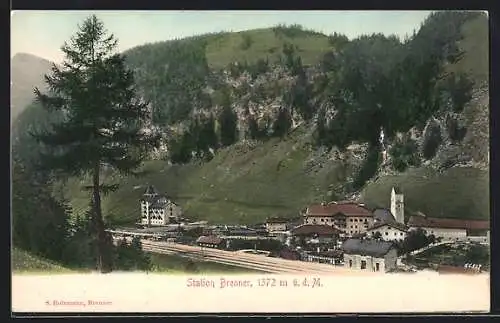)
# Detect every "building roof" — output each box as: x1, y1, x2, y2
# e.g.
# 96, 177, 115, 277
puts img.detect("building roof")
196, 236, 223, 244
140, 186, 177, 209
144, 185, 158, 195
342, 239, 395, 257
407, 215, 489, 230
148, 195, 171, 209
291, 224, 340, 236
373, 208, 396, 224
306, 203, 373, 217
266, 216, 289, 224
367, 222, 408, 232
